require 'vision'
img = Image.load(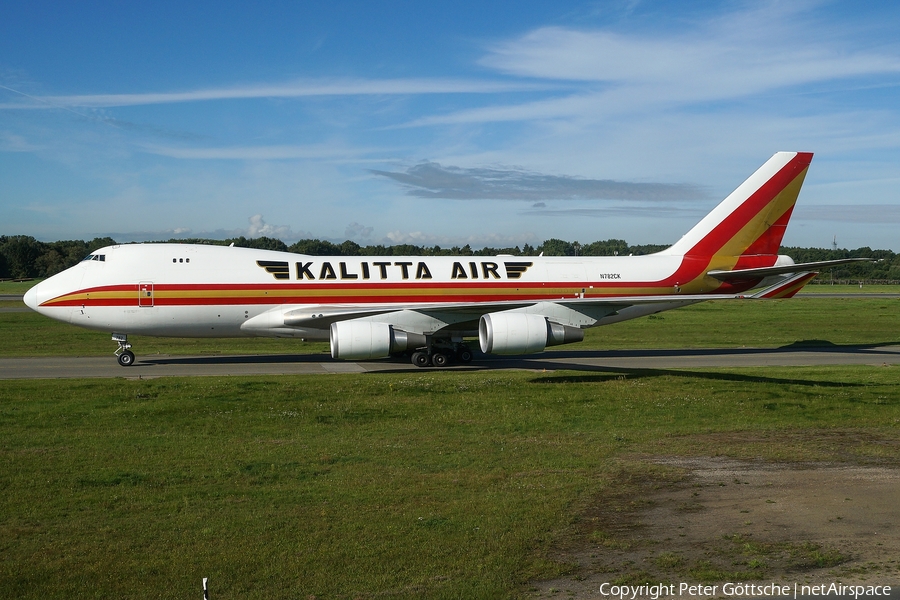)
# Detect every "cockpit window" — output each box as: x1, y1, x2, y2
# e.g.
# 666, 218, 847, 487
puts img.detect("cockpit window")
81, 254, 106, 262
